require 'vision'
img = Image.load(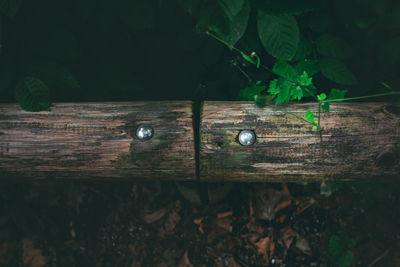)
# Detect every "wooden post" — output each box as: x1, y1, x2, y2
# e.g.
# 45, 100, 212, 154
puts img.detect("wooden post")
200, 102, 400, 182
0, 102, 195, 180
